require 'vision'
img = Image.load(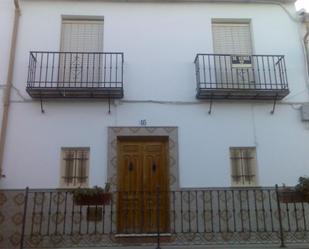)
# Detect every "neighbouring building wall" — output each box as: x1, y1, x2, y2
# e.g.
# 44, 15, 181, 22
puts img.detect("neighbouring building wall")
0, 0, 309, 189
